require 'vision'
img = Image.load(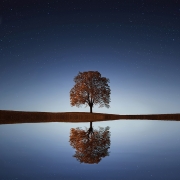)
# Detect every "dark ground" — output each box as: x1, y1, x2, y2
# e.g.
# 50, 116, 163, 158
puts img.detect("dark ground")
0, 110, 180, 124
